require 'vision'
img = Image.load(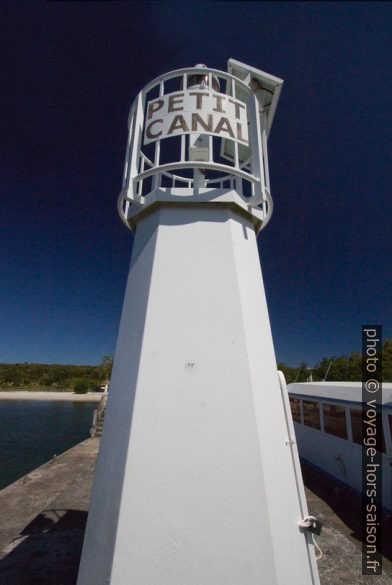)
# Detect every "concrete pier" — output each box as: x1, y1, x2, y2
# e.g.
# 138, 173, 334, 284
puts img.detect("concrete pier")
0, 439, 98, 585
0, 439, 391, 584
